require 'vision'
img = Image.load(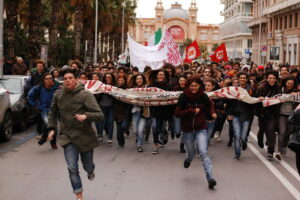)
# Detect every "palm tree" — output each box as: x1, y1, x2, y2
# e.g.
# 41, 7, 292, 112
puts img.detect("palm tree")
70, 0, 93, 59
4, 0, 20, 59
28, 0, 43, 67
48, 0, 70, 66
